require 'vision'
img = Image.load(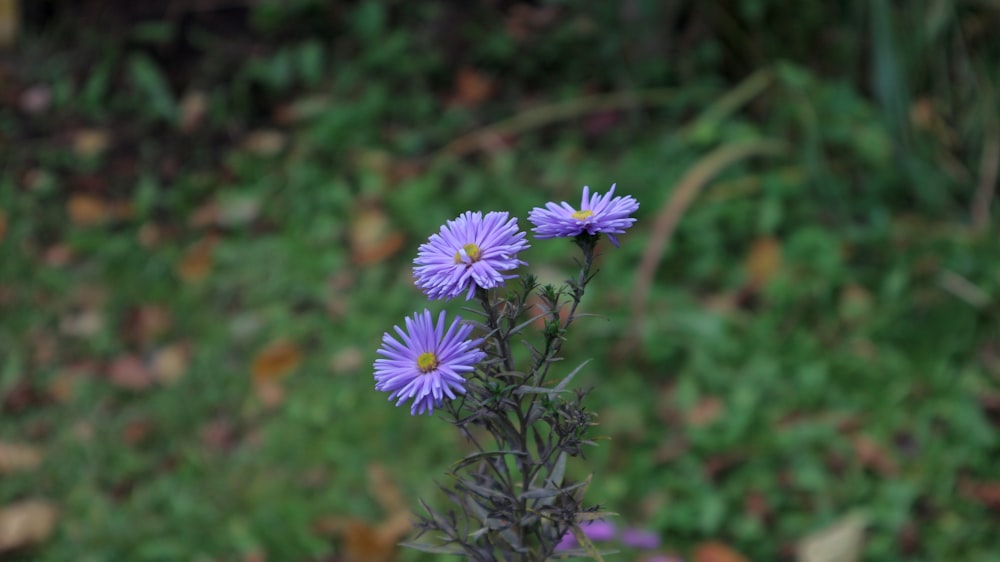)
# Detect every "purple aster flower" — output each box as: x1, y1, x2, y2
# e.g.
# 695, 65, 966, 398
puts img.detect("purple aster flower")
373, 309, 486, 415
621, 527, 661, 550
528, 183, 639, 247
414, 211, 530, 300
554, 520, 617, 551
